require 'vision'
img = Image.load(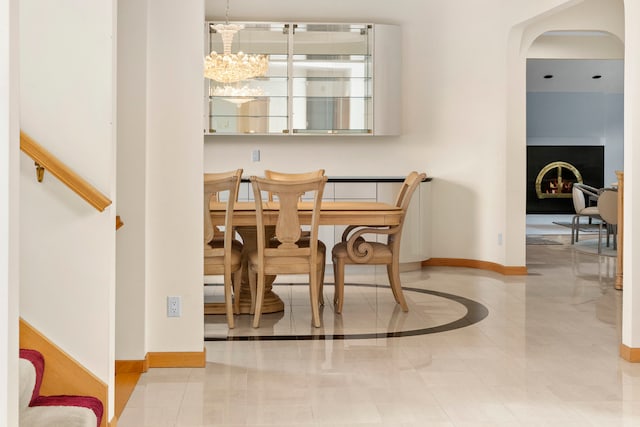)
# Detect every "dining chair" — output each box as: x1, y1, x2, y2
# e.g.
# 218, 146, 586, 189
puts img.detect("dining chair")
331, 171, 426, 313
247, 175, 328, 328
596, 188, 618, 253
571, 183, 602, 244
203, 169, 243, 328
263, 169, 327, 303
